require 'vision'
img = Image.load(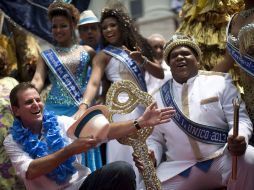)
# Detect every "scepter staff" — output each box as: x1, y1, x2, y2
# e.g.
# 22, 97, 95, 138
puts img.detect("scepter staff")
231, 97, 241, 180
